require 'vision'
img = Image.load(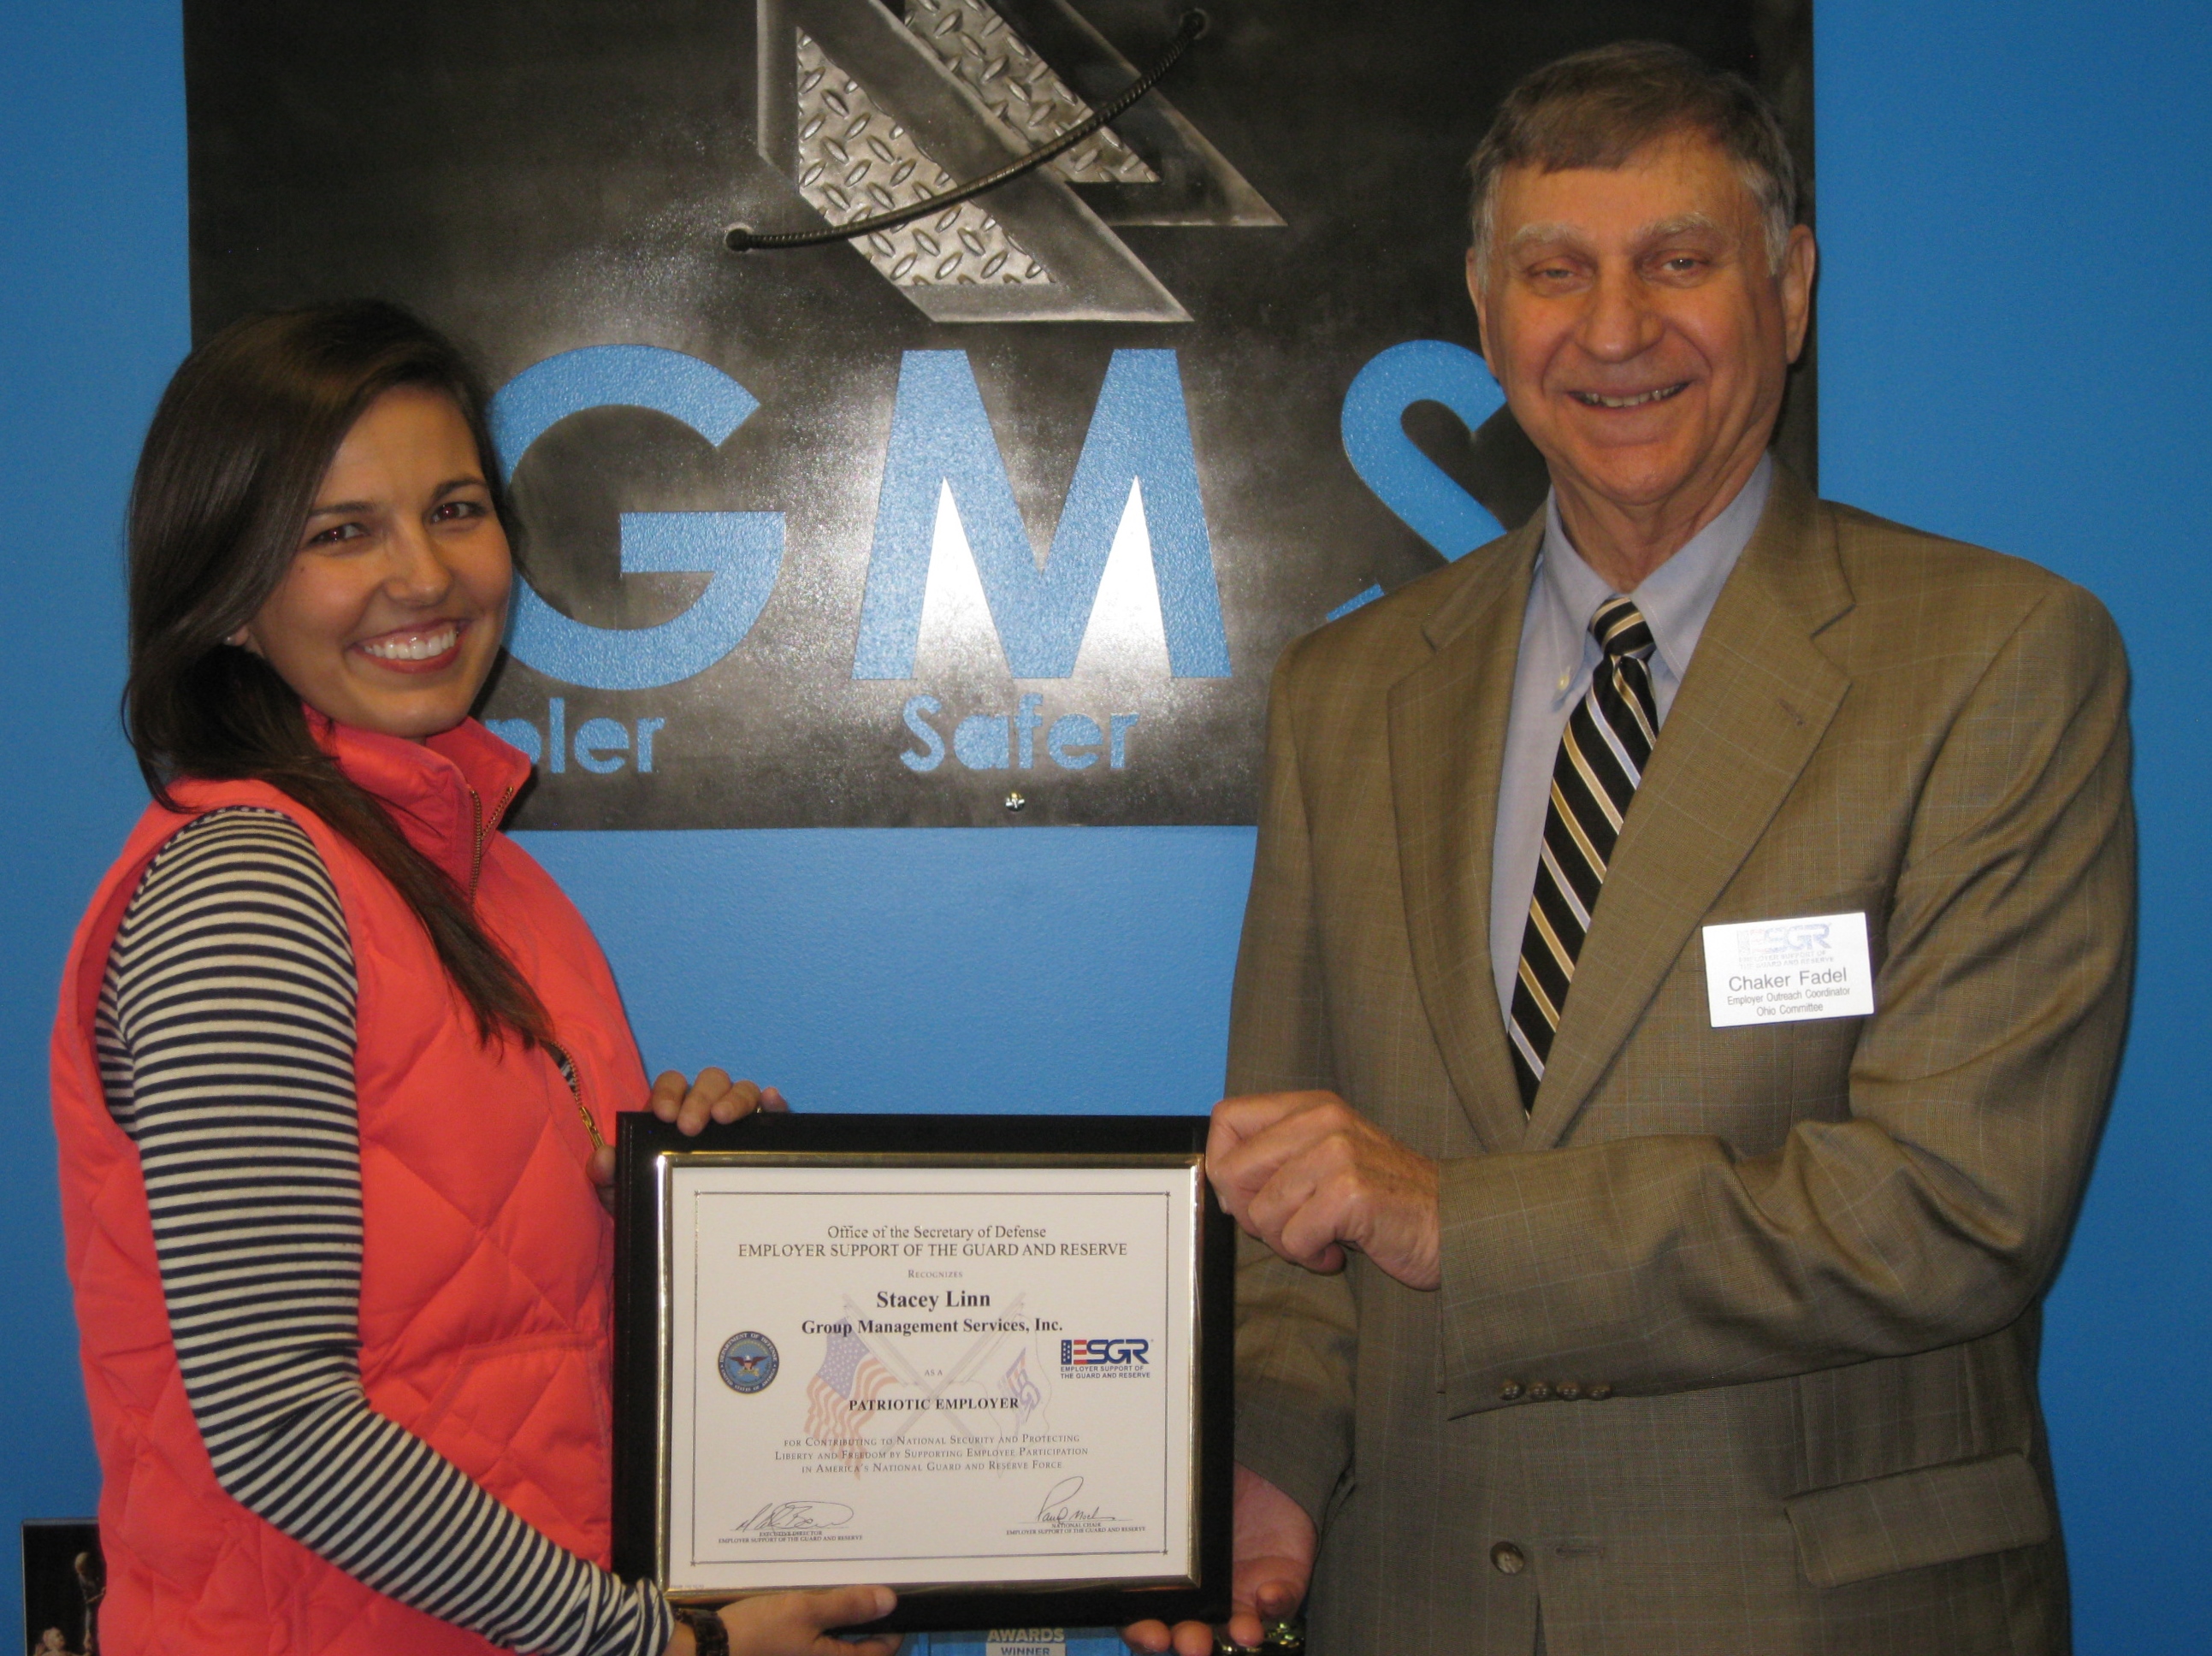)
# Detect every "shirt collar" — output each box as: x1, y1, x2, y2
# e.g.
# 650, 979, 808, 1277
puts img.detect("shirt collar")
1536, 452, 1772, 691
